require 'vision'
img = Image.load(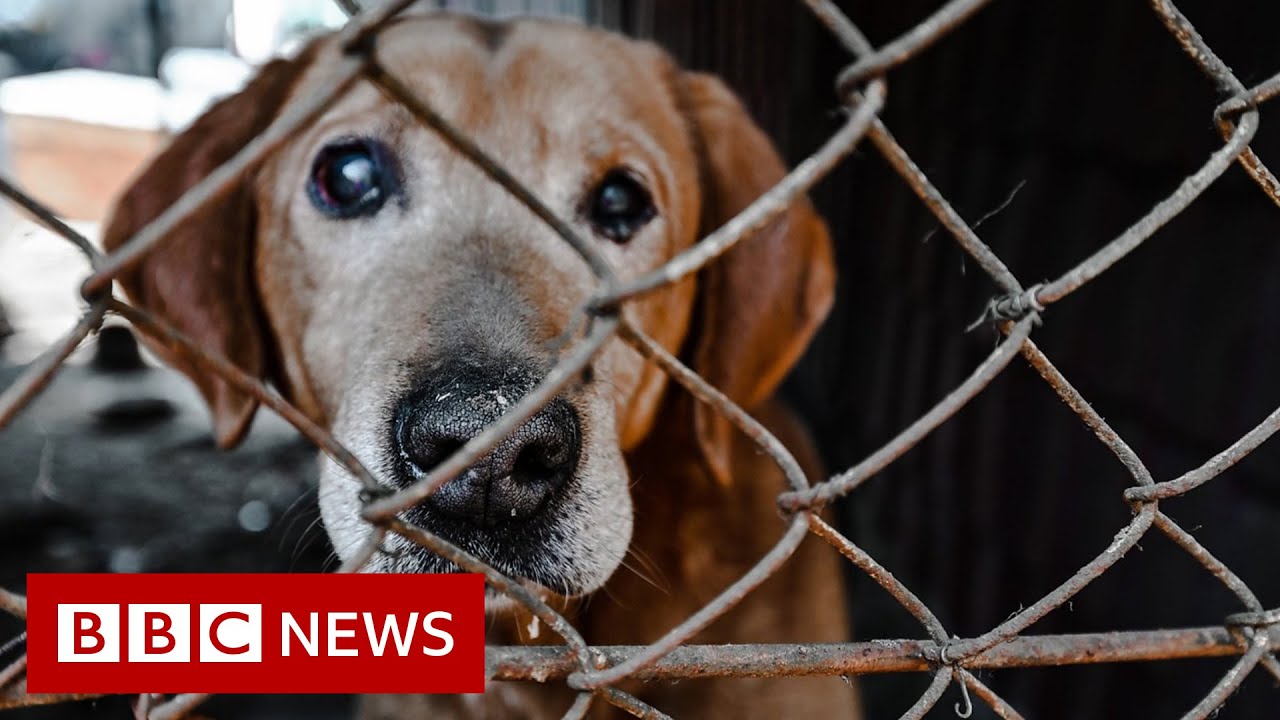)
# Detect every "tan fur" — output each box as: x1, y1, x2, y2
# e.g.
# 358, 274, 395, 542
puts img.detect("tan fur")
104, 14, 855, 718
